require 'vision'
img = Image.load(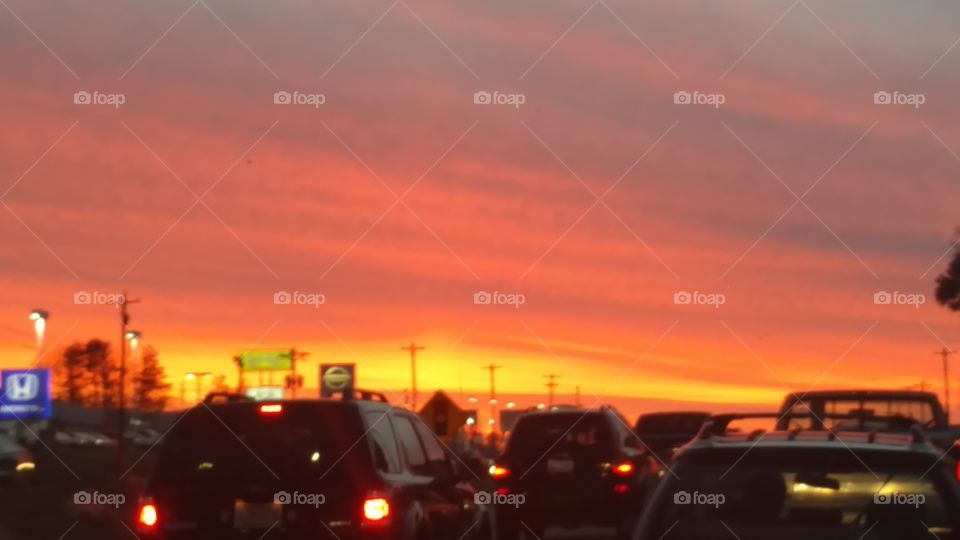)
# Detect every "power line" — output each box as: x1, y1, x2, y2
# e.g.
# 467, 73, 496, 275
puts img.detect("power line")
401, 342, 425, 411
544, 373, 559, 407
